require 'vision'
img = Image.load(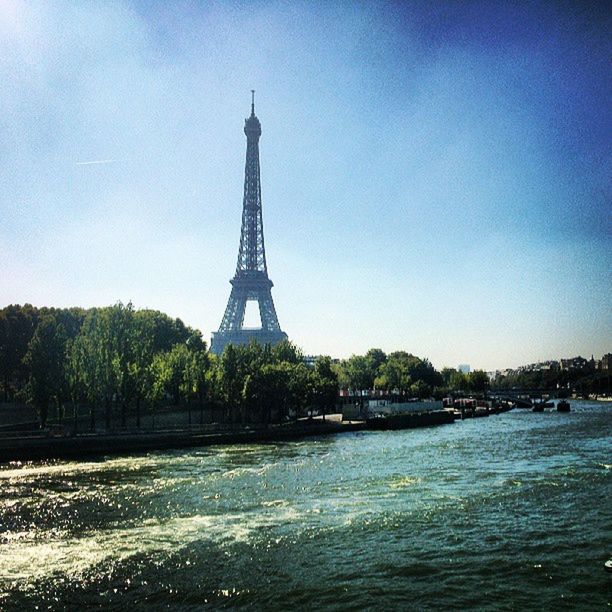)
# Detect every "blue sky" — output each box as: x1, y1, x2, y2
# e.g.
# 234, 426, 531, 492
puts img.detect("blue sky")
1, 0, 610, 370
